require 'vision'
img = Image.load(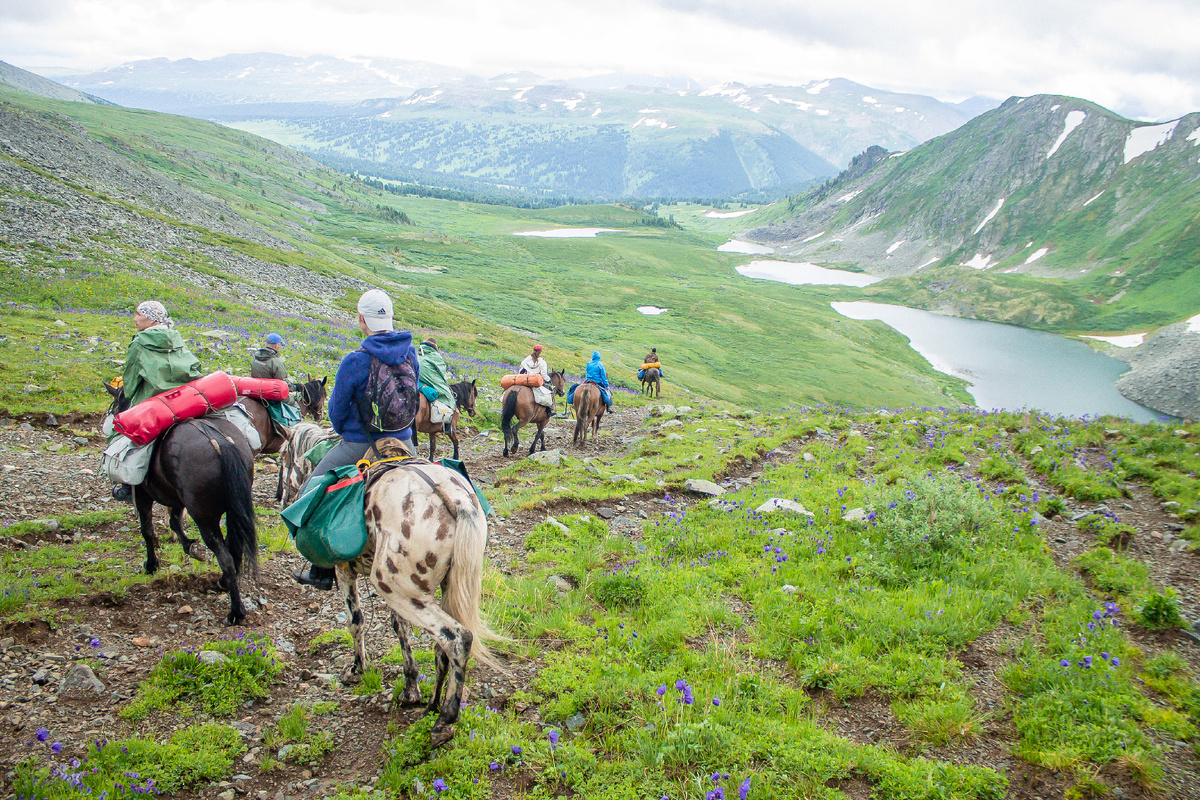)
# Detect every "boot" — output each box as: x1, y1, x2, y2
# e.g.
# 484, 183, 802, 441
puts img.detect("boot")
111, 484, 133, 503
293, 565, 335, 591
443, 421, 453, 434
